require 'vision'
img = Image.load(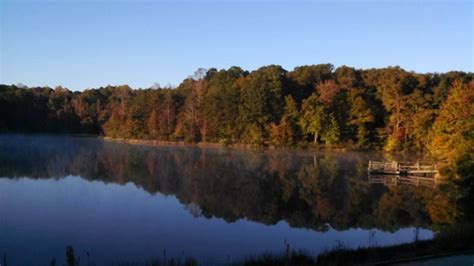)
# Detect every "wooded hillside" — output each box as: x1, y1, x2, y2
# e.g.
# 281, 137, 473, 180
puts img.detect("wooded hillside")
1, 64, 473, 169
